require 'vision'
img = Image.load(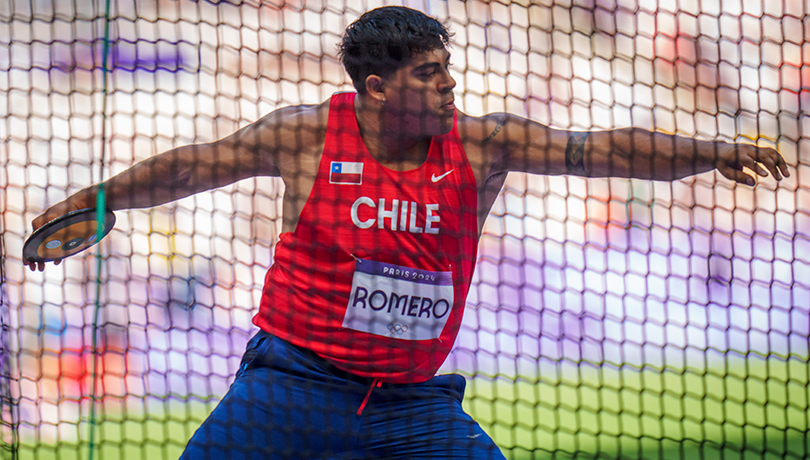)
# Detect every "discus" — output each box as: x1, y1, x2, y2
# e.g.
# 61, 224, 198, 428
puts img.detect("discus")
23, 208, 116, 263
